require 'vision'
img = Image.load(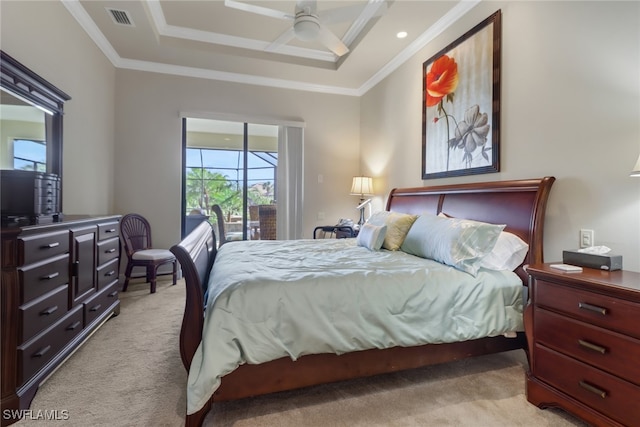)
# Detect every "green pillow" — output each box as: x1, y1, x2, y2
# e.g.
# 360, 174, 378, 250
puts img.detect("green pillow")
401, 213, 504, 276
